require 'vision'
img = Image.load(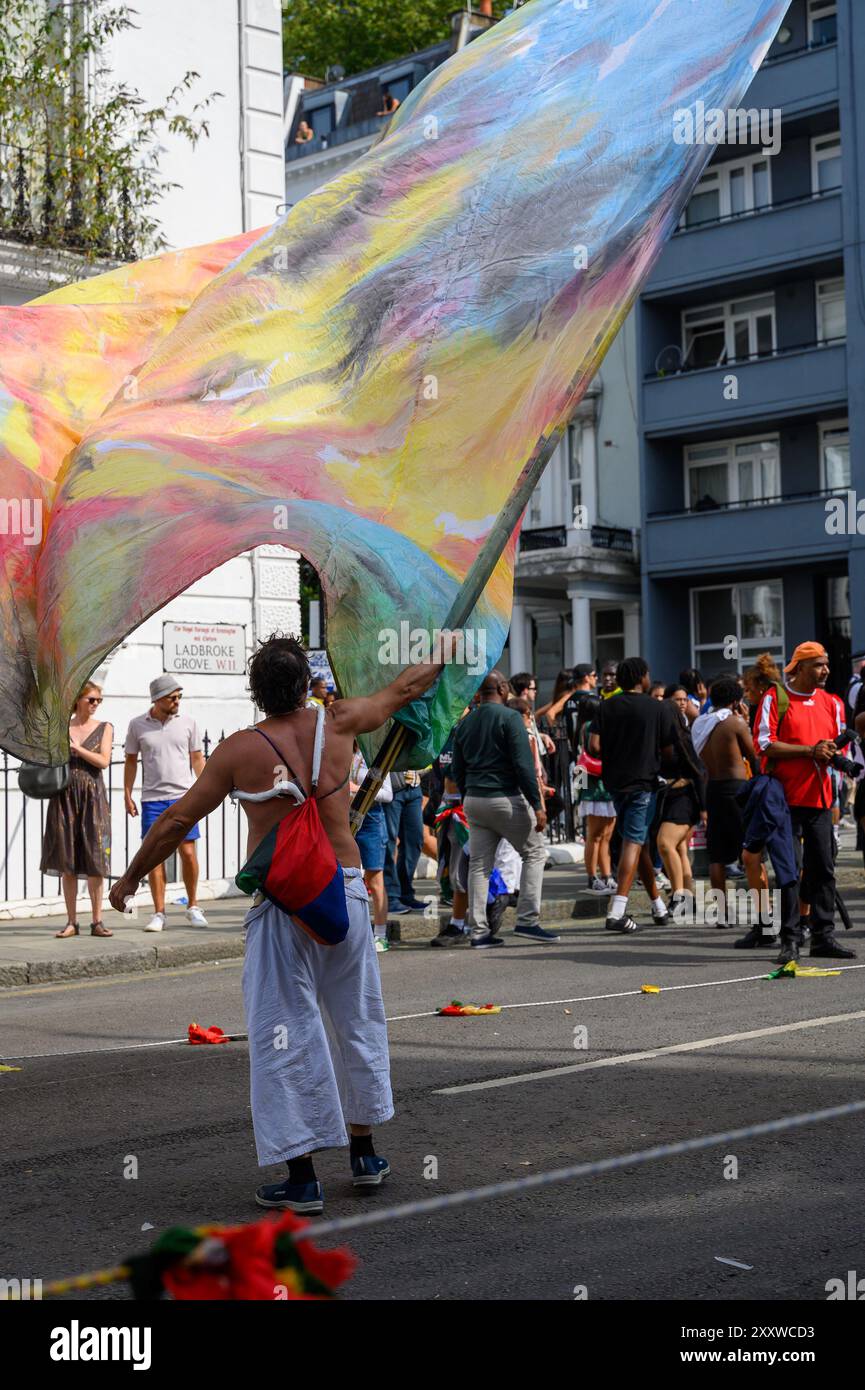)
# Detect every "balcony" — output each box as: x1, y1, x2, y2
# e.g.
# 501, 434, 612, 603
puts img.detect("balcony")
643, 341, 847, 436
0, 142, 136, 260
646, 190, 842, 296
747, 39, 839, 119
644, 487, 847, 576
286, 115, 388, 163
518, 525, 568, 552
